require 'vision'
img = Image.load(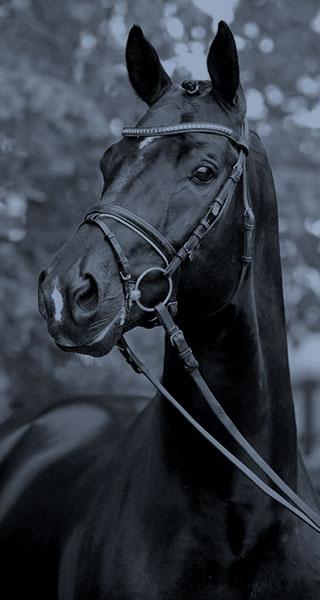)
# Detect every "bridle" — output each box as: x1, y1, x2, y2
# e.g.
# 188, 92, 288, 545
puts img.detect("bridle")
83, 120, 320, 535
85, 121, 252, 316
